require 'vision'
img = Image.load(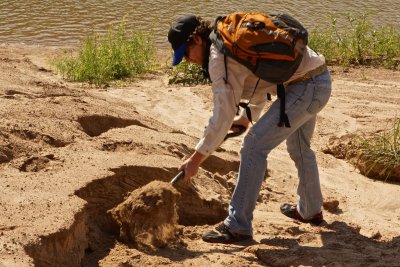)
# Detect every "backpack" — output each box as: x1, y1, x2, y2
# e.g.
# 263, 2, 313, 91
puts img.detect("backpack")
209, 12, 308, 127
